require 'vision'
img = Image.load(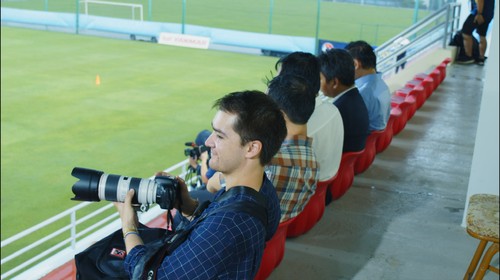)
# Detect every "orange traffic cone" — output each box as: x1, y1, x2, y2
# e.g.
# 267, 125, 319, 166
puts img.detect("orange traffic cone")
95, 75, 101, 86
